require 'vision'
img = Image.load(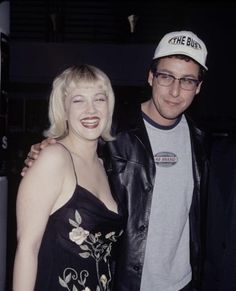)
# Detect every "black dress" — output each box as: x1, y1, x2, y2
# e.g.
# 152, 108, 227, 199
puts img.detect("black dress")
34, 148, 125, 291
